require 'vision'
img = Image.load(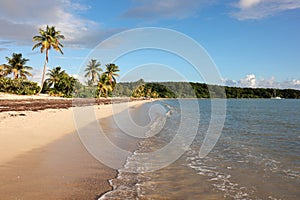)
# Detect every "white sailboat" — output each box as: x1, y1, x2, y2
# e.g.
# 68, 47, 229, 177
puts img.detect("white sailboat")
271, 89, 282, 99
